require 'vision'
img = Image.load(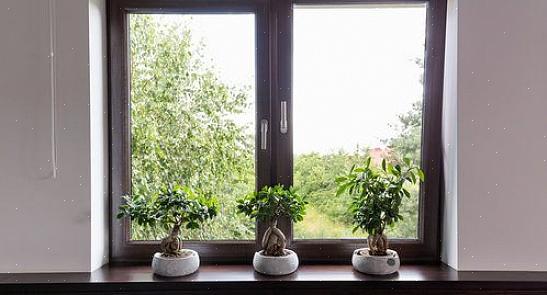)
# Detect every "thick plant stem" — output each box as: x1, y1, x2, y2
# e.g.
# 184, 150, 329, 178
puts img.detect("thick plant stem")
367, 233, 389, 256
261, 219, 287, 256
160, 224, 182, 257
